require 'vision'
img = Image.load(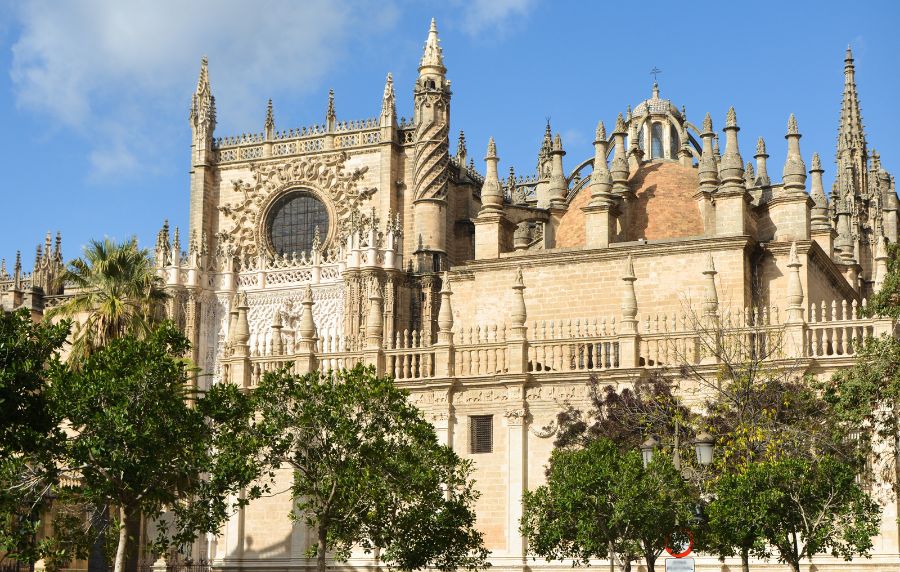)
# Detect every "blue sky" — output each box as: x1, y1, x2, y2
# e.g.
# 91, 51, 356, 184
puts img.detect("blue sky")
1, 0, 899, 267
